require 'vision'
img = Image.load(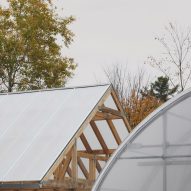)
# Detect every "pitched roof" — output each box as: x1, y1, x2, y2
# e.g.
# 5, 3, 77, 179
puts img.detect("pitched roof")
0, 84, 110, 182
